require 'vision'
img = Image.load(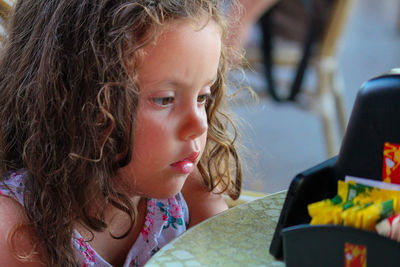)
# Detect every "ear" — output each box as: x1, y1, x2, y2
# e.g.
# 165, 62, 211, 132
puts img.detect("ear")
116, 129, 133, 168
